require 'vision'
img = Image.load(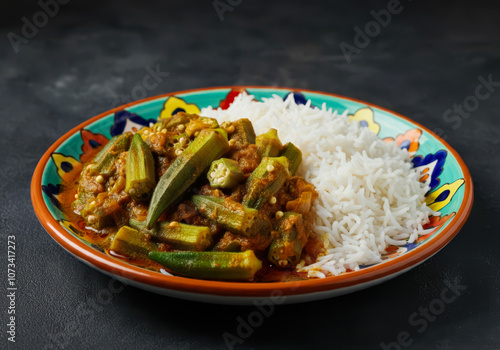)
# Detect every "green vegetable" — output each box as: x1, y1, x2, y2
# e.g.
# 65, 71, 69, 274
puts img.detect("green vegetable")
125, 133, 156, 201
286, 191, 314, 214
185, 117, 219, 137
268, 212, 307, 268
167, 133, 189, 146
146, 129, 229, 228
242, 156, 290, 209
207, 158, 245, 188
72, 187, 93, 215
280, 142, 302, 176
256, 128, 283, 158
129, 219, 211, 252
192, 195, 272, 238
89, 133, 132, 176
110, 226, 158, 260
81, 203, 114, 229
161, 113, 190, 131
214, 128, 228, 140
230, 118, 256, 145
212, 240, 242, 252
149, 250, 262, 281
